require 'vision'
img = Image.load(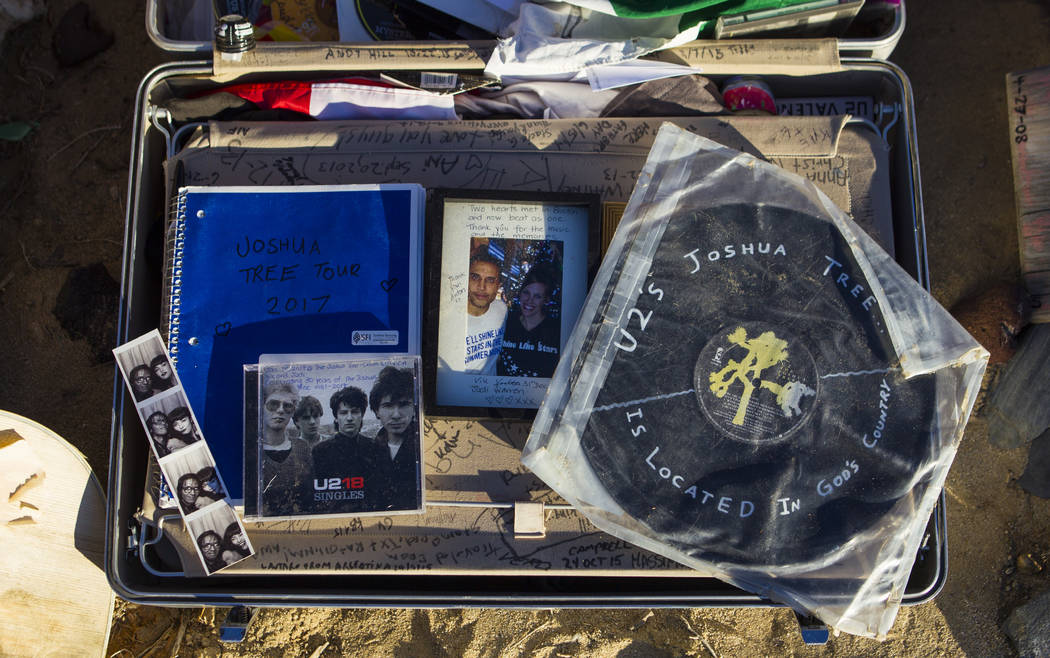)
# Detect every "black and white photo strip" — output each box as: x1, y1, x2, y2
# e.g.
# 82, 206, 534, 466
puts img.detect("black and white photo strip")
114, 329, 254, 574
